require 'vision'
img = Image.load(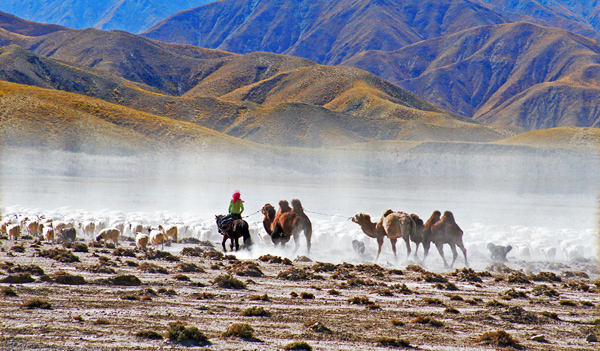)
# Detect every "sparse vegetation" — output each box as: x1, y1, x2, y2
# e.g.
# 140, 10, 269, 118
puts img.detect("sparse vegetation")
135, 329, 163, 340
1, 286, 18, 296
300, 292, 315, 299
376, 336, 411, 348
411, 316, 443, 327
213, 274, 246, 289
283, 341, 313, 350
137, 262, 168, 274
348, 296, 373, 305
0, 272, 35, 284
242, 306, 271, 317
167, 321, 209, 346
474, 330, 520, 348
222, 322, 255, 339
249, 293, 269, 301
38, 248, 80, 263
